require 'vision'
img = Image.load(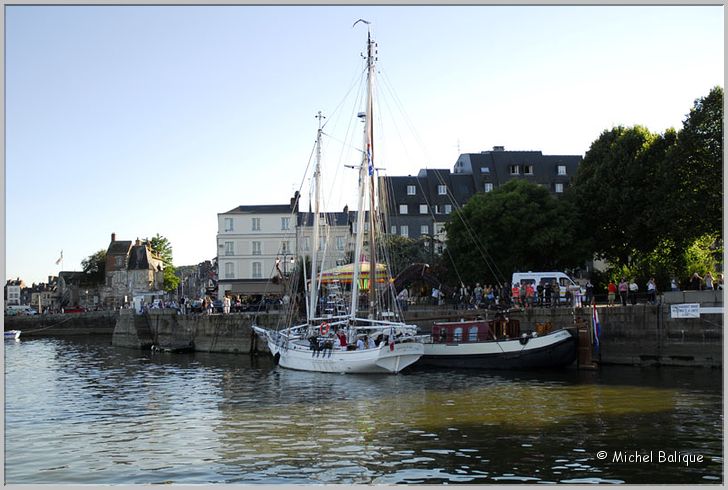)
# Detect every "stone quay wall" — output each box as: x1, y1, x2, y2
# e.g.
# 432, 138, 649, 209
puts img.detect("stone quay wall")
8, 290, 722, 368
112, 309, 282, 354
4, 310, 118, 337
